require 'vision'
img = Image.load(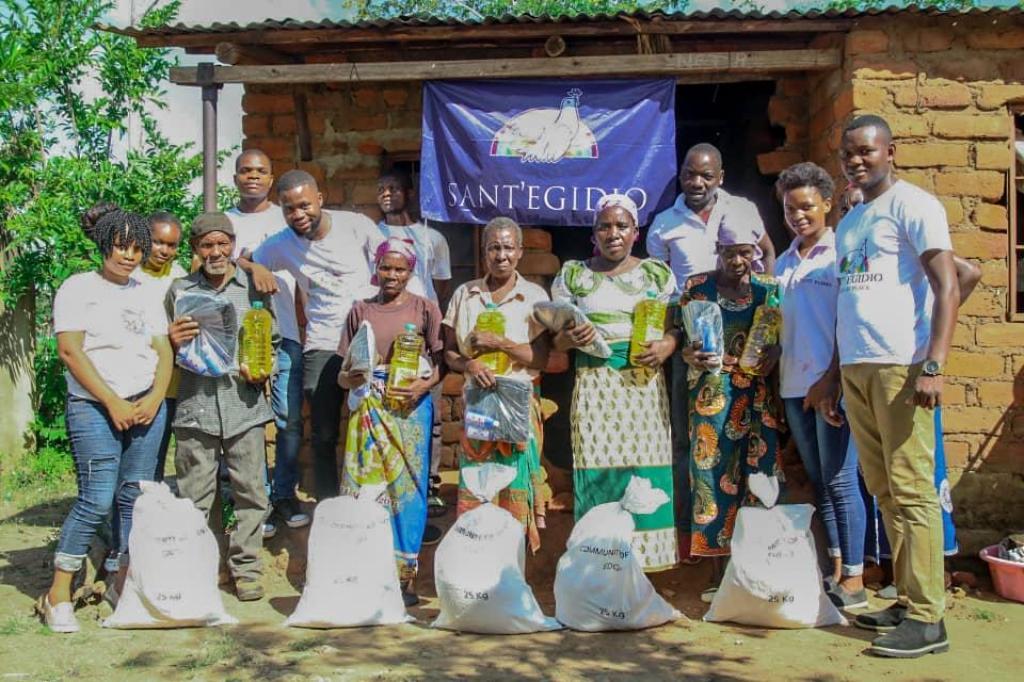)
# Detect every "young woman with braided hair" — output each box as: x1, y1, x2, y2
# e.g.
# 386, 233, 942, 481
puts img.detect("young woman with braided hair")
38, 204, 173, 633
